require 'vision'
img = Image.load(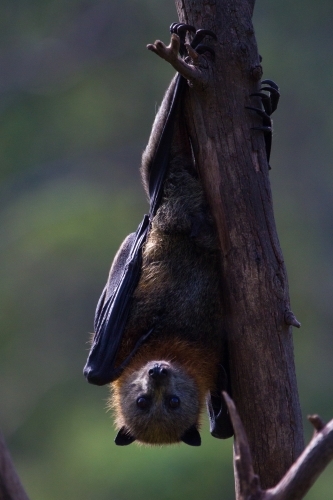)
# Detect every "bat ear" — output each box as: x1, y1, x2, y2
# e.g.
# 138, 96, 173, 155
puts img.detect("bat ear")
180, 425, 201, 446
114, 426, 136, 446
